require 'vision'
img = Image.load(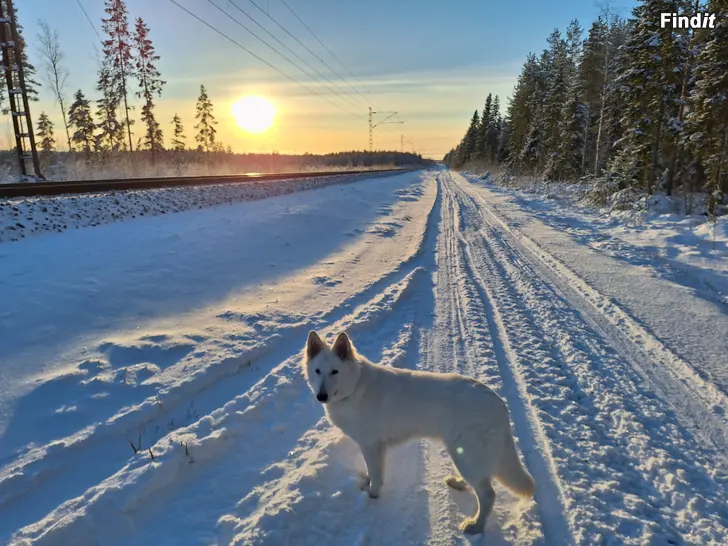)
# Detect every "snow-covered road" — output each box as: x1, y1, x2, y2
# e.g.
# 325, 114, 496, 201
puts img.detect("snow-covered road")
1, 169, 726, 545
